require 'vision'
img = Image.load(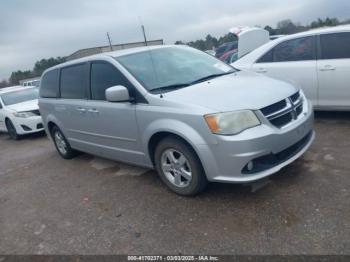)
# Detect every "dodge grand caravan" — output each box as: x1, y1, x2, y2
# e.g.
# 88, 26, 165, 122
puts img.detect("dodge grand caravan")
39, 45, 315, 195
